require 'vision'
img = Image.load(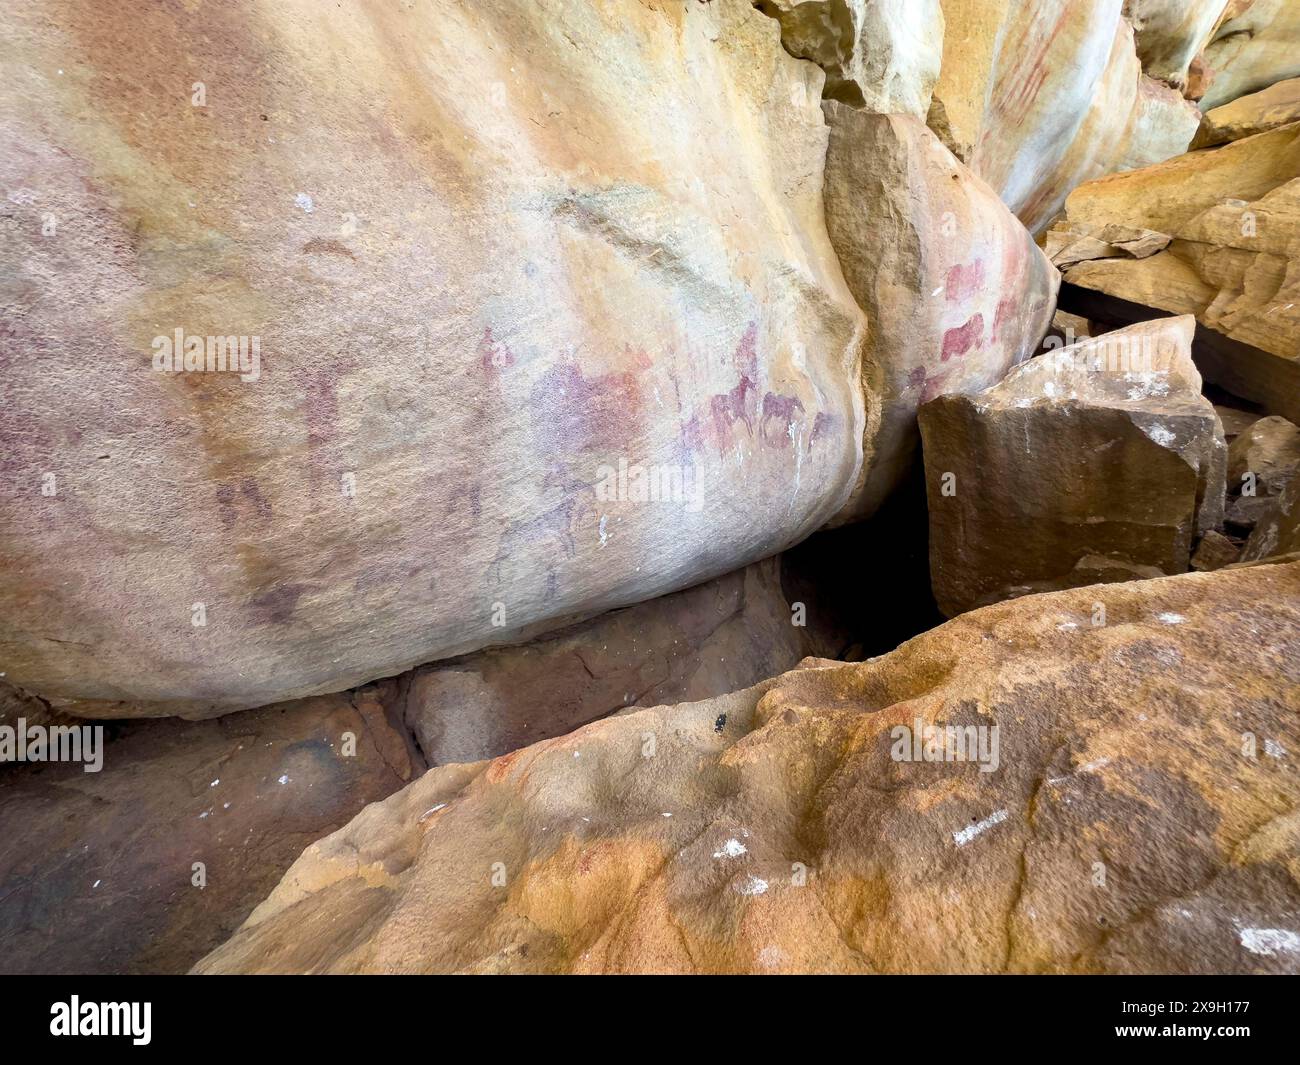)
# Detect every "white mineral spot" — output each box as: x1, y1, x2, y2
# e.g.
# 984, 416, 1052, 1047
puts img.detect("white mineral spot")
209, 778, 219, 787
713, 838, 747, 859
953, 808, 1008, 847
277, 774, 289, 784
1157, 612, 1186, 625
736, 875, 769, 896
1240, 928, 1300, 956
598, 514, 609, 548
1144, 424, 1176, 447
294, 192, 314, 213
92, 880, 101, 888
